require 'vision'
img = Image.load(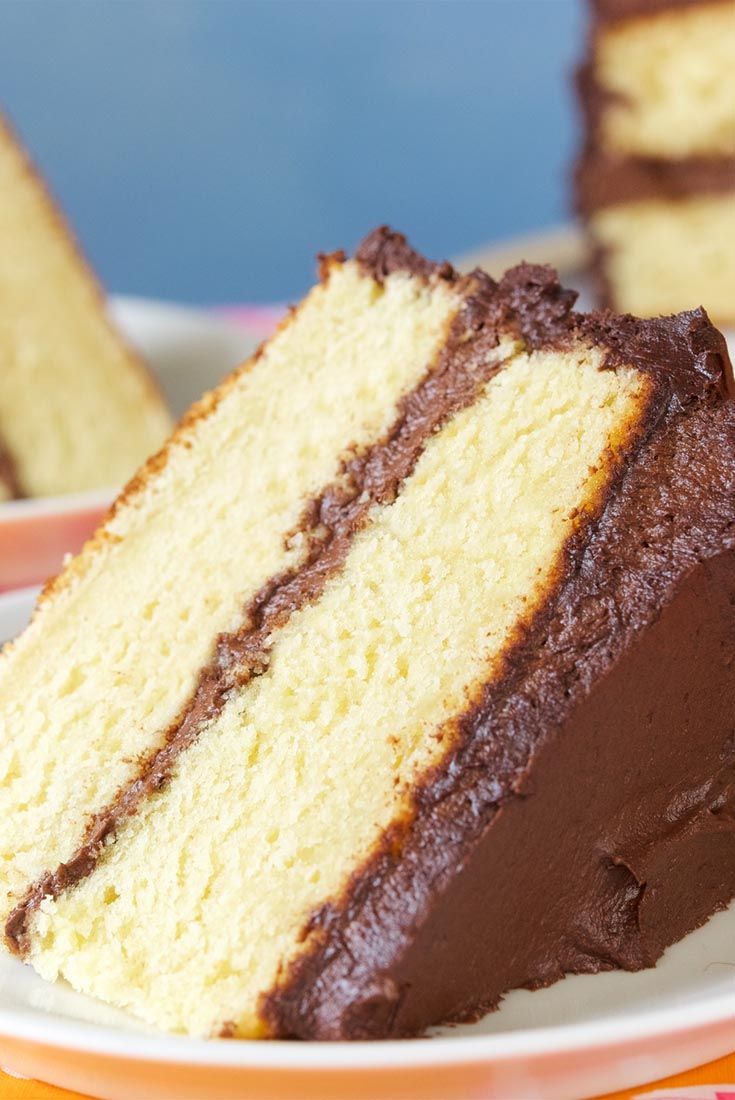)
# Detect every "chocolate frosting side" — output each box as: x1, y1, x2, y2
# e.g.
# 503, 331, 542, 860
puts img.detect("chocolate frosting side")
261, 308, 735, 1039
354, 546, 735, 1040
575, 151, 735, 214
4, 235, 586, 956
